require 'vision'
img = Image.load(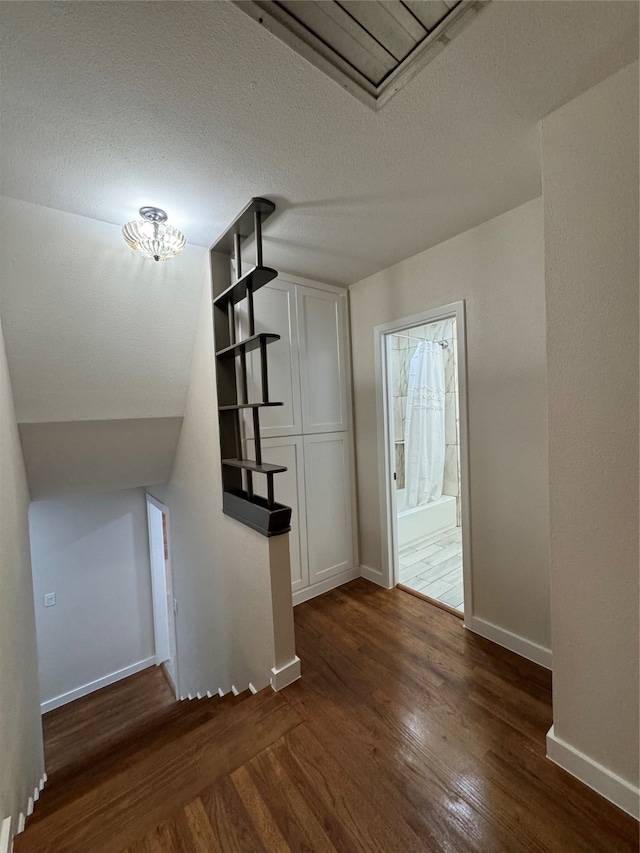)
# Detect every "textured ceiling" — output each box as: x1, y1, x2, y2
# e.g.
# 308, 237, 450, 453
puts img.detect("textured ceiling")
1, 1, 637, 287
